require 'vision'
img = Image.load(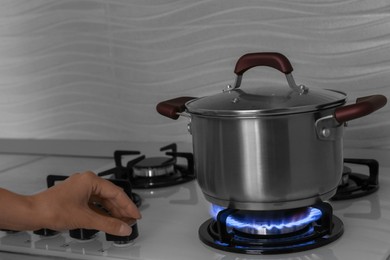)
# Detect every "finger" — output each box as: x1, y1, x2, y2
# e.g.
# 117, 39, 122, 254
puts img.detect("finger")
84, 210, 134, 236
89, 192, 139, 220
89, 204, 138, 227
88, 199, 129, 219
79, 172, 139, 216
89, 176, 141, 219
